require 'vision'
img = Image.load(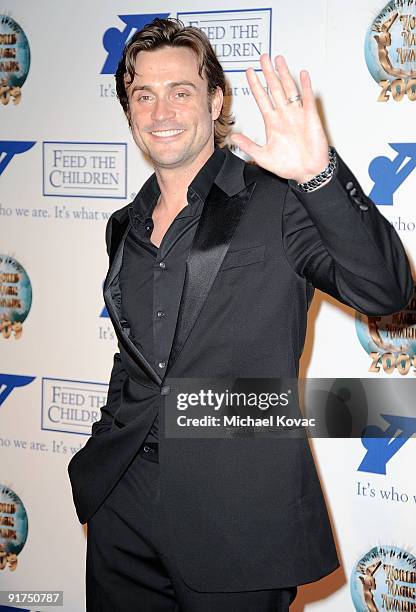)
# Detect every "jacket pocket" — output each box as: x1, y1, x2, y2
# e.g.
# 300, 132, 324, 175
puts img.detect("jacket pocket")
219, 244, 265, 271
